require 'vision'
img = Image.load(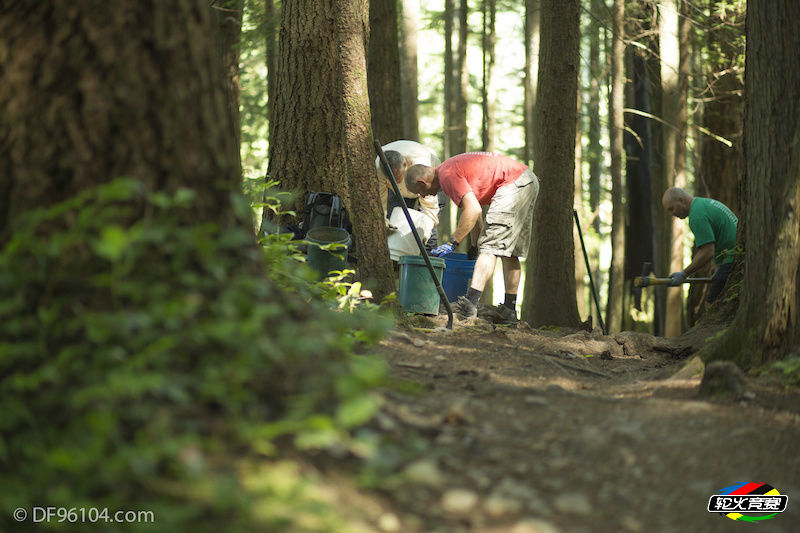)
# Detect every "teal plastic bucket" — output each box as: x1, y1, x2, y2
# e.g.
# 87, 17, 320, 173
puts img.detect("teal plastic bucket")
306, 226, 351, 276
398, 255, 446, 315
441, 252, 476, 302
